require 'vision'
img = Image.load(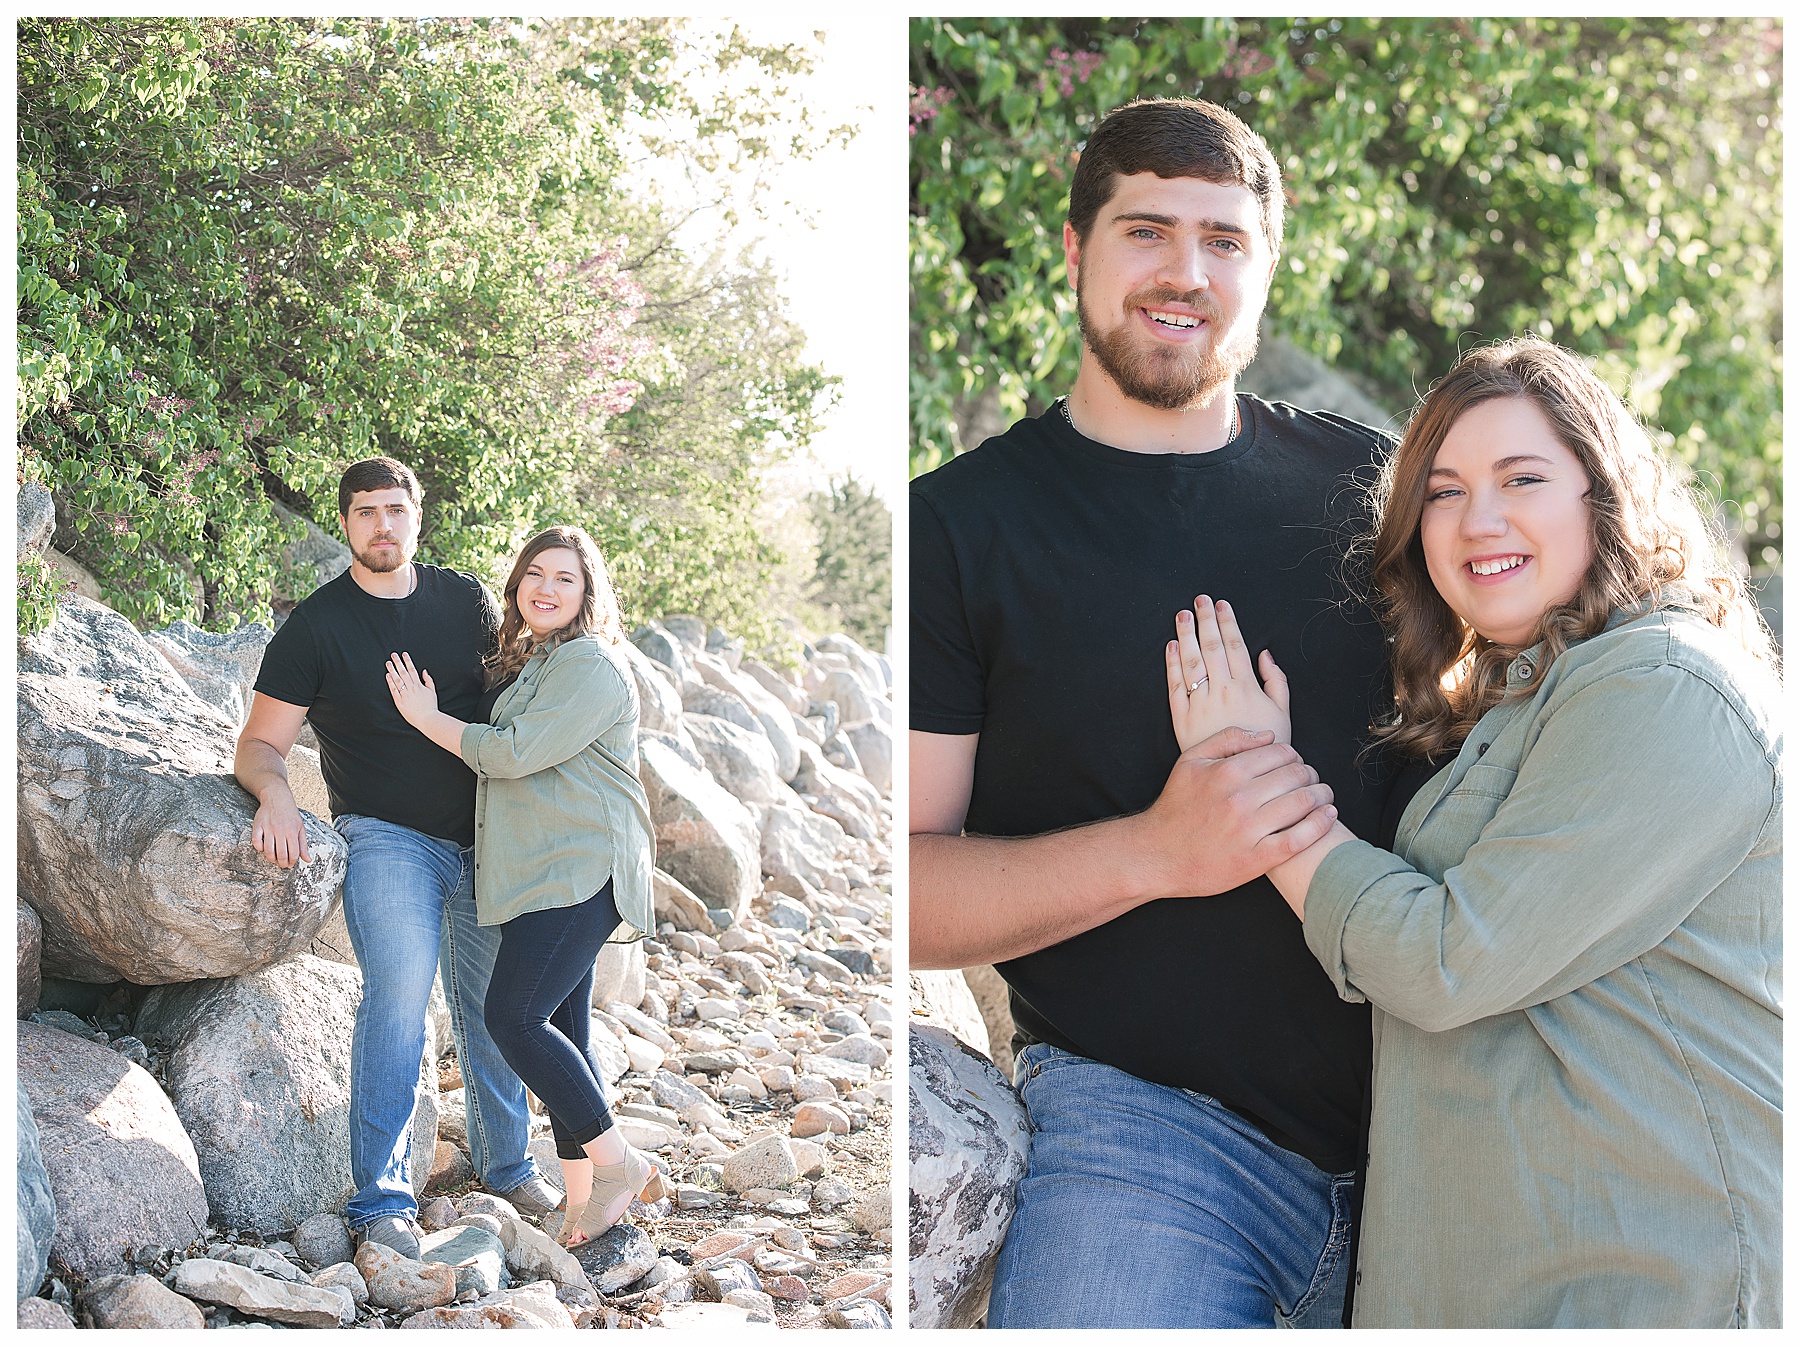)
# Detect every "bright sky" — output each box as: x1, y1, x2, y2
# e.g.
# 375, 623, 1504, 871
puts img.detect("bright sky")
617, 17, 905, 505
